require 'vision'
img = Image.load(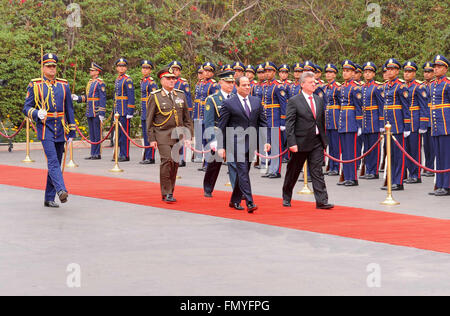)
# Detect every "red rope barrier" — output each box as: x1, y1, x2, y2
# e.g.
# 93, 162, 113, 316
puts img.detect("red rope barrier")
0, 119, 26, 139
29, 120, 38, 134
255, 149, 289, 160
324, 136, 383, 164
118, 122, 154, 149
75, 124, 114, 145
188, 144, 212, 154
392, 135, 450, 174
